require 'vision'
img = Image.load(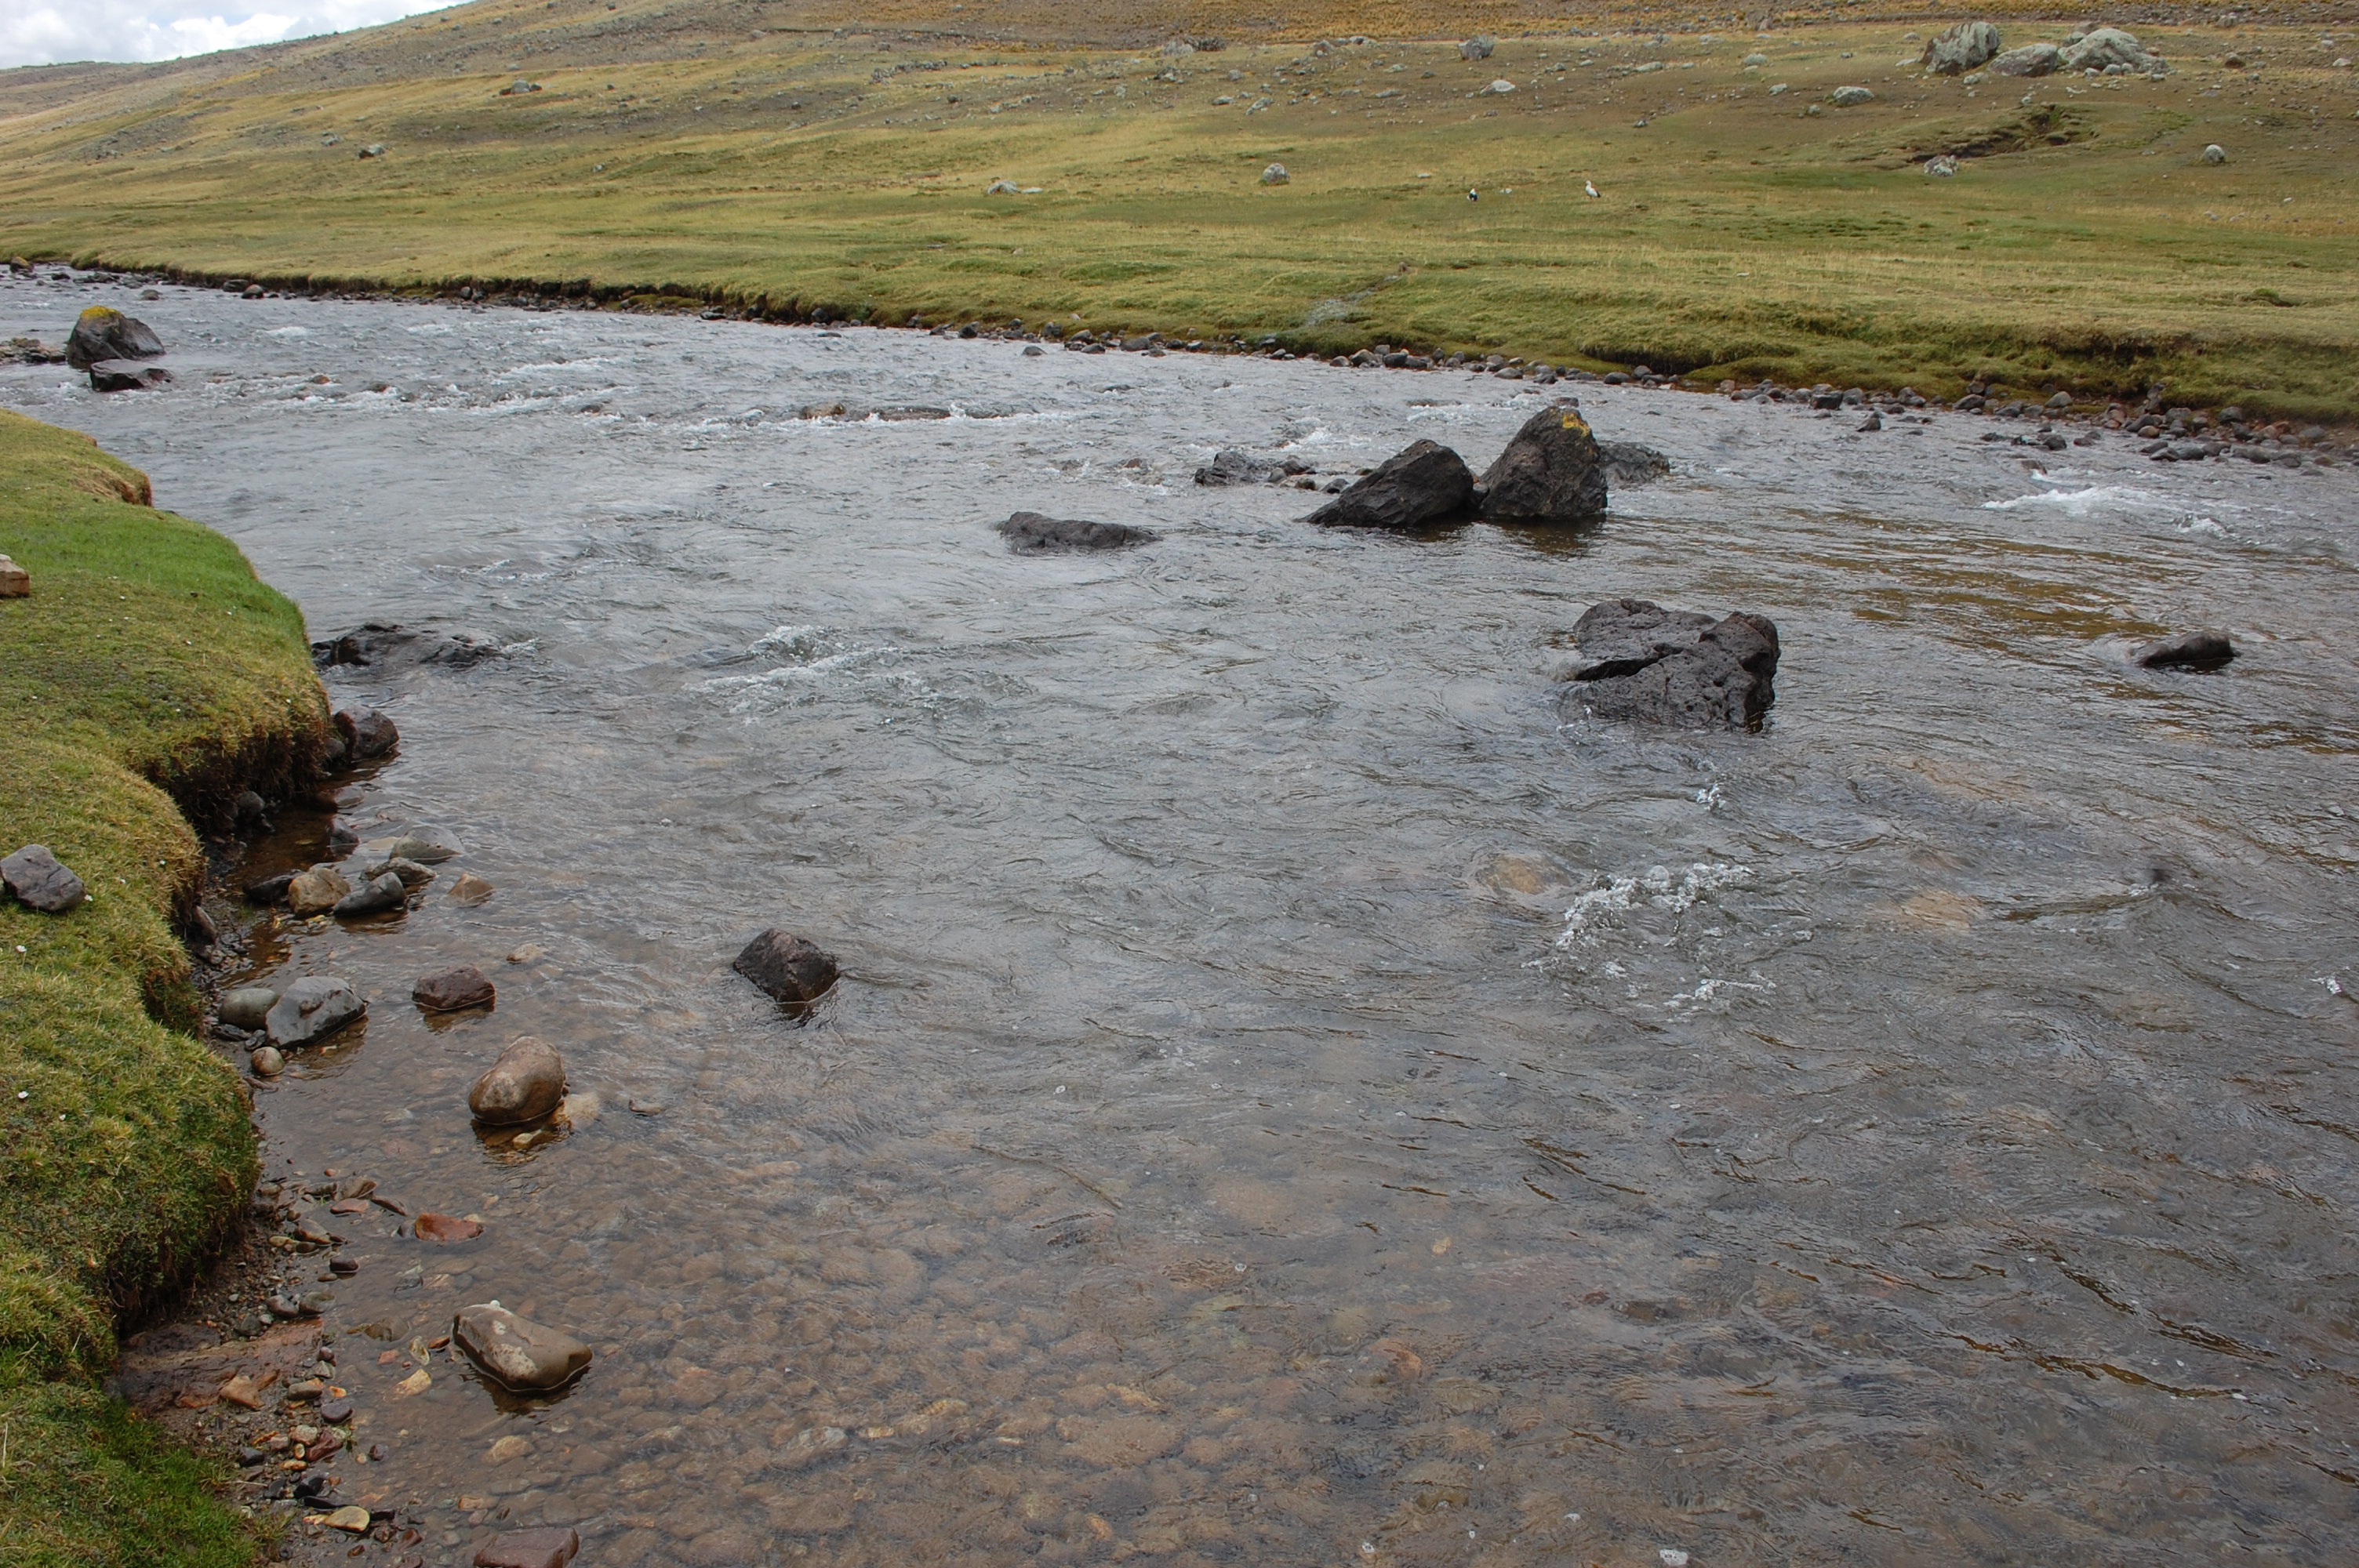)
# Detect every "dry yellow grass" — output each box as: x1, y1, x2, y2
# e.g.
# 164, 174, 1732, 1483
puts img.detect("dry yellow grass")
2, 2, 2354, 413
